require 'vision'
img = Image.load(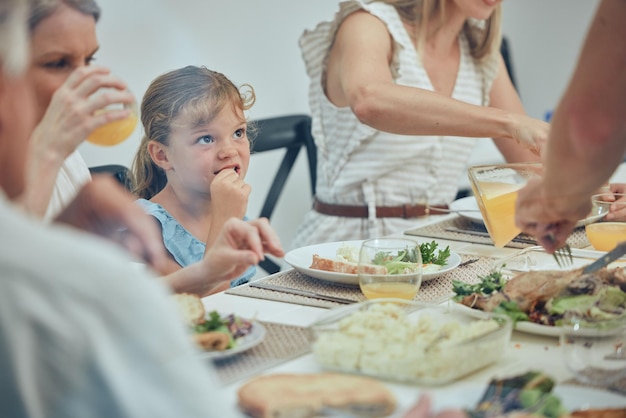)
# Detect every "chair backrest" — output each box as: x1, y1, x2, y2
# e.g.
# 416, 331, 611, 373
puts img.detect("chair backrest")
501, 36, 517, 91
89, 164, 132, 191
251, 114, 316, 274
